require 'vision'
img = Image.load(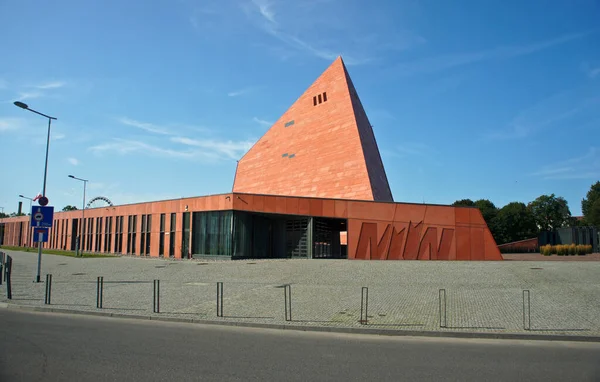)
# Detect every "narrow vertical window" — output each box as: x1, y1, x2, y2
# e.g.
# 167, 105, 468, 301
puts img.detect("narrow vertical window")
323, 92, 327, 102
